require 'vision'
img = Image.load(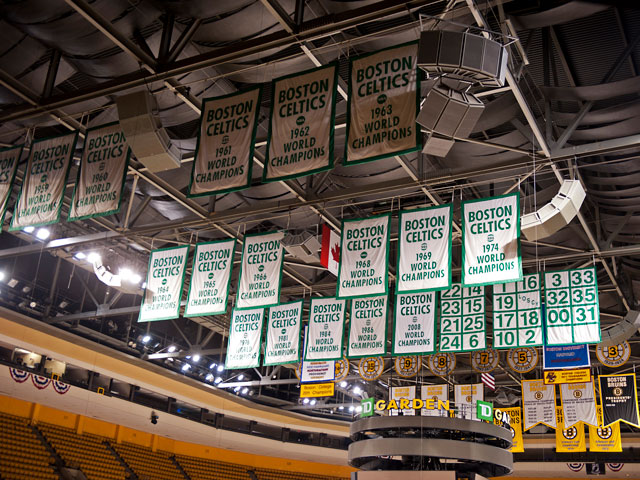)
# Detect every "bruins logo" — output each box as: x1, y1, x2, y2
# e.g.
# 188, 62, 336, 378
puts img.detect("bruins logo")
334, 357, 350, 382
394, 356, 420, 378
534, 391, 543, 400
563, 427, 578, 440
573, 390, 582, 399
358, 357, 384, 381
597, 426, 613, 439
428, 352, 456, 376
613, 387, 623, 397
